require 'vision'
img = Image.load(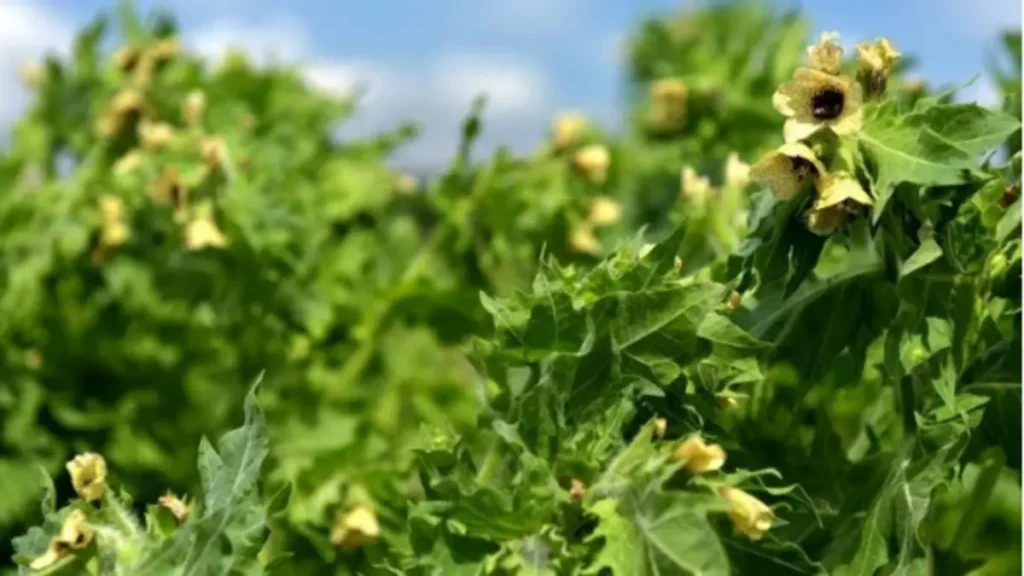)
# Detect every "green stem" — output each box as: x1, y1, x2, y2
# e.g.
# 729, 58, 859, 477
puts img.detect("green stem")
476, 442, 503, 484
953, 448, 1006, 556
